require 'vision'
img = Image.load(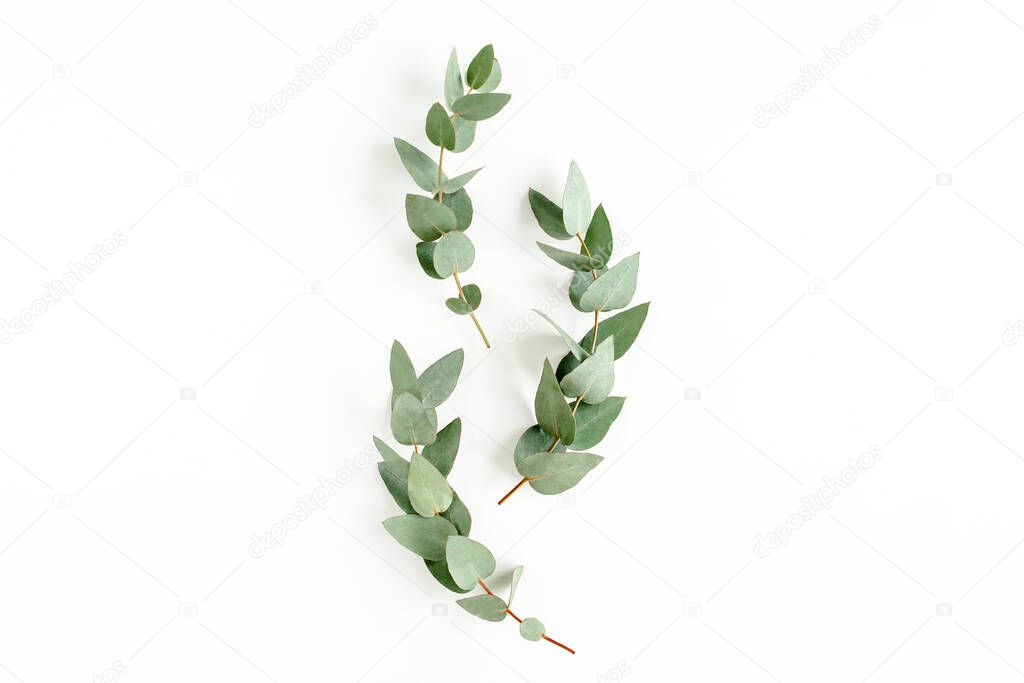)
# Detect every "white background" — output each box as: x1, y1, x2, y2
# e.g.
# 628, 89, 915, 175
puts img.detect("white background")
2, 0, 1024, 681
